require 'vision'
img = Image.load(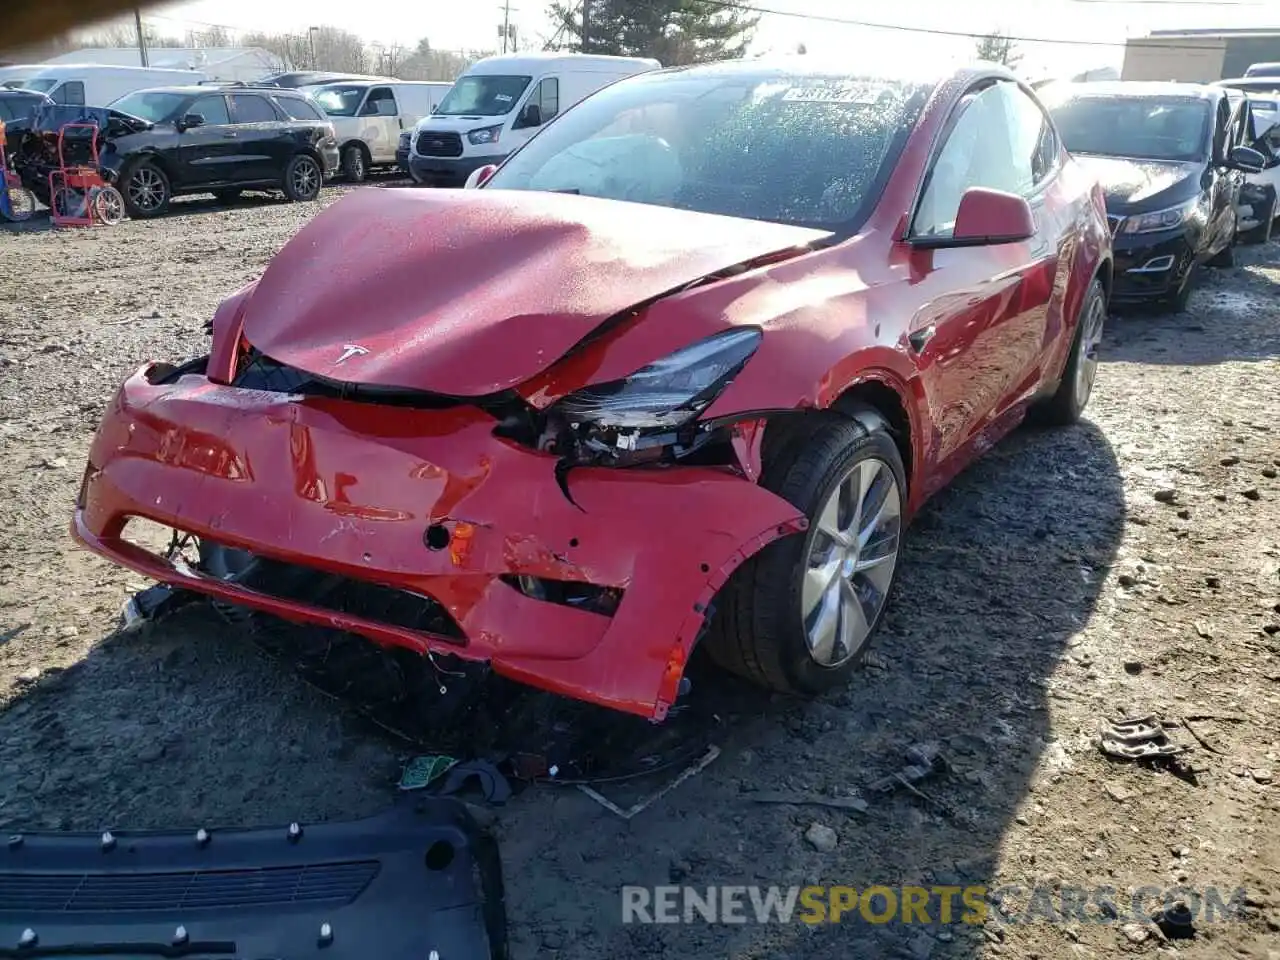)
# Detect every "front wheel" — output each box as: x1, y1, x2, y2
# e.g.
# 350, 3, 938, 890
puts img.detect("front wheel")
282, 154, 322, 202
704, 415, 906, 696
120, 159, 171, 219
